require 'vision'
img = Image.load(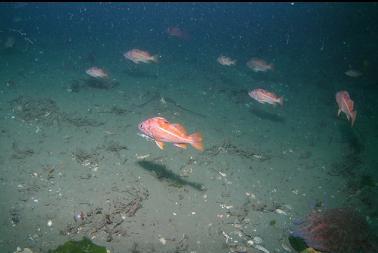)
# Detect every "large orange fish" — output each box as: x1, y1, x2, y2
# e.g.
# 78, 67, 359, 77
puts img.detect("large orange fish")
124, 49, 158, 64
86, 67, 108, 79
336, 90, 357, 126
246, 58, 274, 72
217, 55, 237, 66
138, 117, 204, 151
249, 88, 283, 106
